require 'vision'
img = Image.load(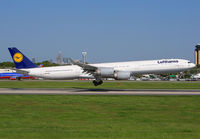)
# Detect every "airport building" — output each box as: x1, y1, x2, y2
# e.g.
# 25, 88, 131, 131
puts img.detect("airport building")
195, 44, 200, 65
32, 57, 36, 63
56, 51, 63, 65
